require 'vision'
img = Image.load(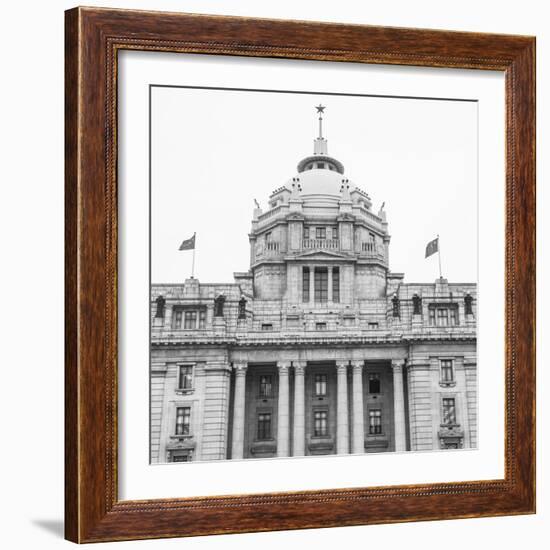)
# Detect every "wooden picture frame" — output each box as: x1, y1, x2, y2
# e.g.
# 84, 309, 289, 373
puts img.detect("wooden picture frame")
65, 6, 536, 543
